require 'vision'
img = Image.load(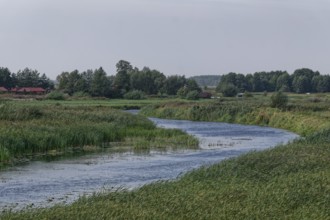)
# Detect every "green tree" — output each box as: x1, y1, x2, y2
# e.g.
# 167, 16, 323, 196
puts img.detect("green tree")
0, 67, 12, 88
129, 68, 166, 95
276, 73, 291, 92
186, 90, 200, 100
312, 75, 330, 93
13, 68, 53, 89
177, 87, 189, 98
291, 68, 319, 93
90, 67, 111, 97
56, 70, 83, 95
186, 79, 201, 93
292, 75, 309, 93
162, 75, 187, 95
220, 83, 238, 97
114, 60, 132, 95
251, 72, 267, 92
